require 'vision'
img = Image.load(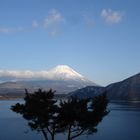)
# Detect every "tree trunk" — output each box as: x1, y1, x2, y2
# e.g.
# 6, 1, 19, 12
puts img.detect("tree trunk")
41, 129, 48, 140
51, 134, 55, 140
51, 129, 55, 140
67, 125, 72, 140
